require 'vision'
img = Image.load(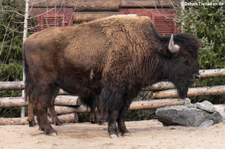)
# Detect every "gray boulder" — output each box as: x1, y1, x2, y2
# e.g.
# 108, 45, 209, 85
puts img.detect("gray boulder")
196, 100, 216, 113
156, 104, 223, 127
